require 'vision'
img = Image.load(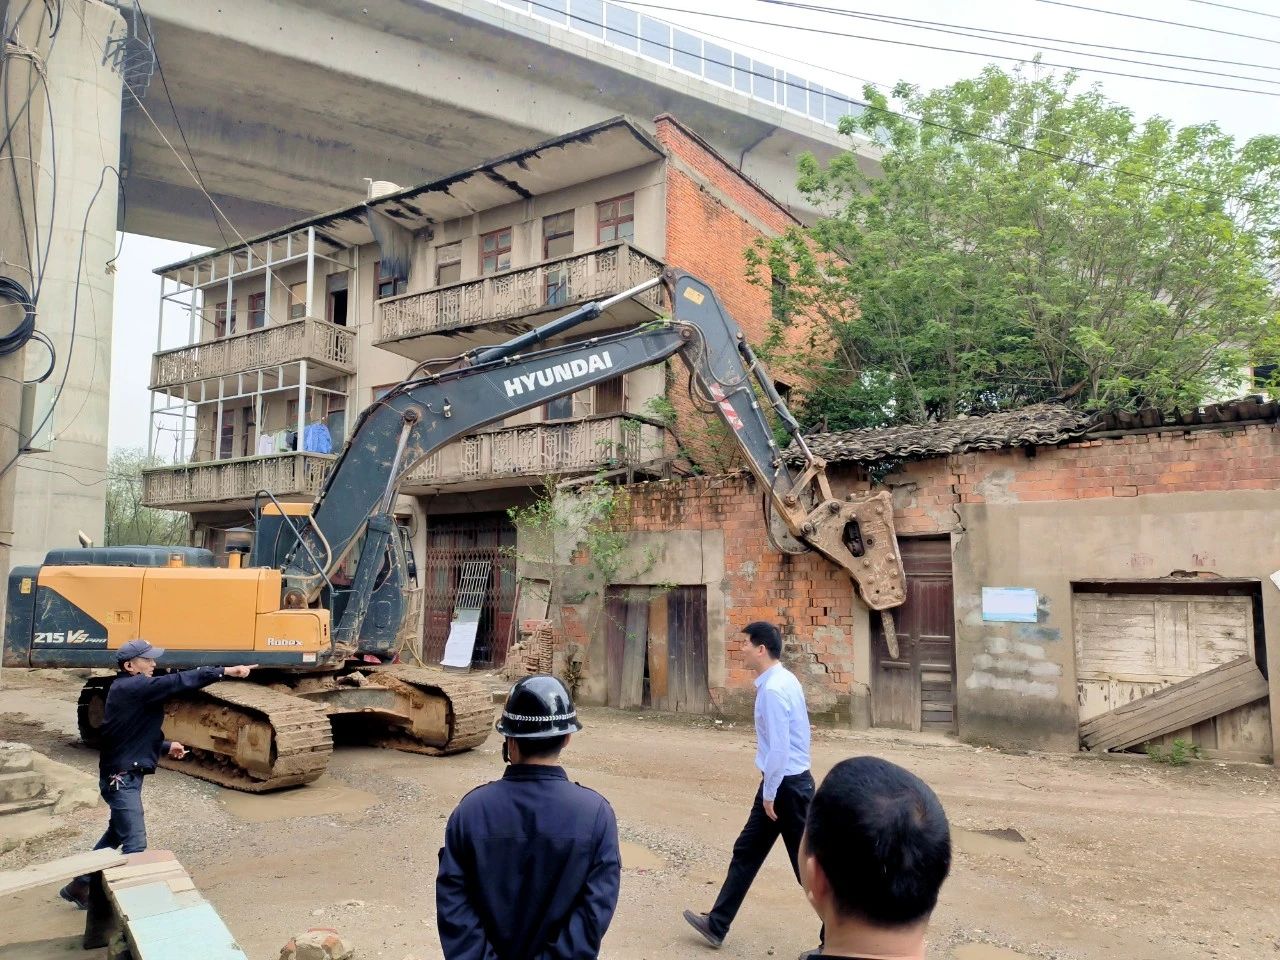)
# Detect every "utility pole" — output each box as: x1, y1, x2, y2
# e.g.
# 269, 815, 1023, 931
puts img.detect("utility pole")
0, 0, 54, 624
